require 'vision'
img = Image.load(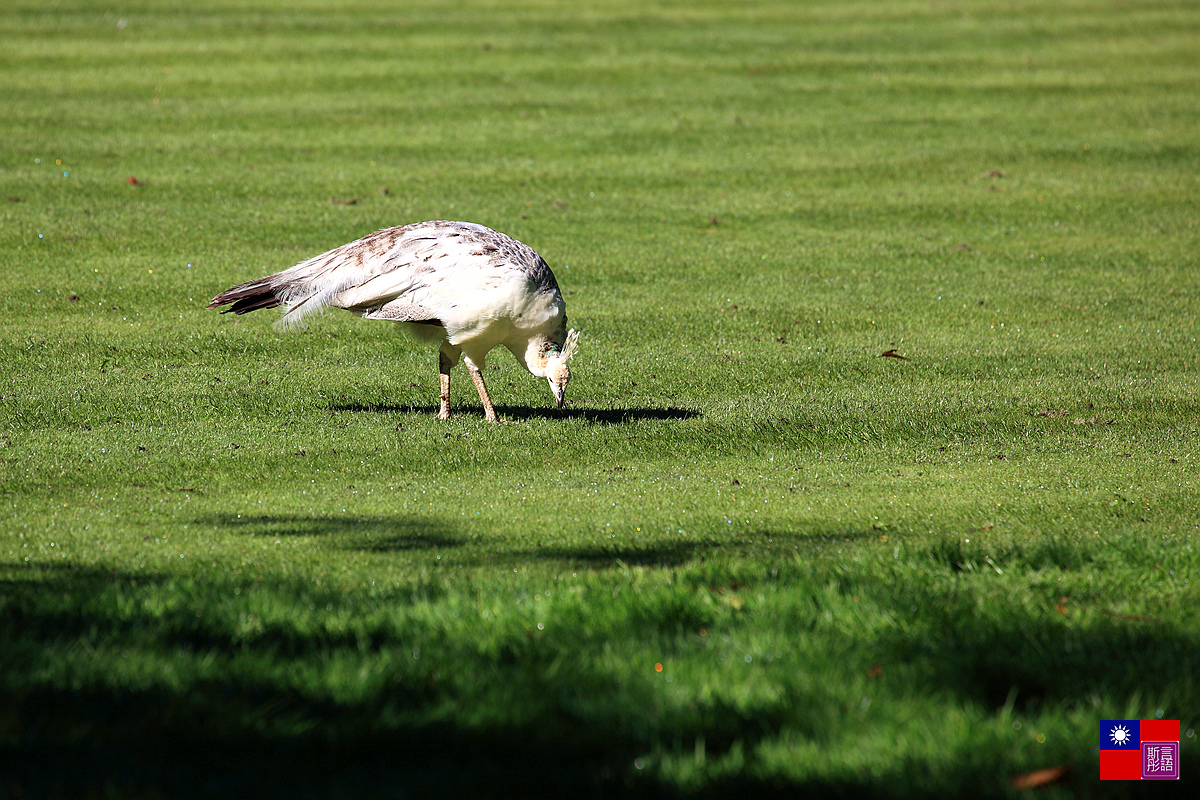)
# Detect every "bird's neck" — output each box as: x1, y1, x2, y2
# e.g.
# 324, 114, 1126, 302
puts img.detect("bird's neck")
513, 337, 554, 377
